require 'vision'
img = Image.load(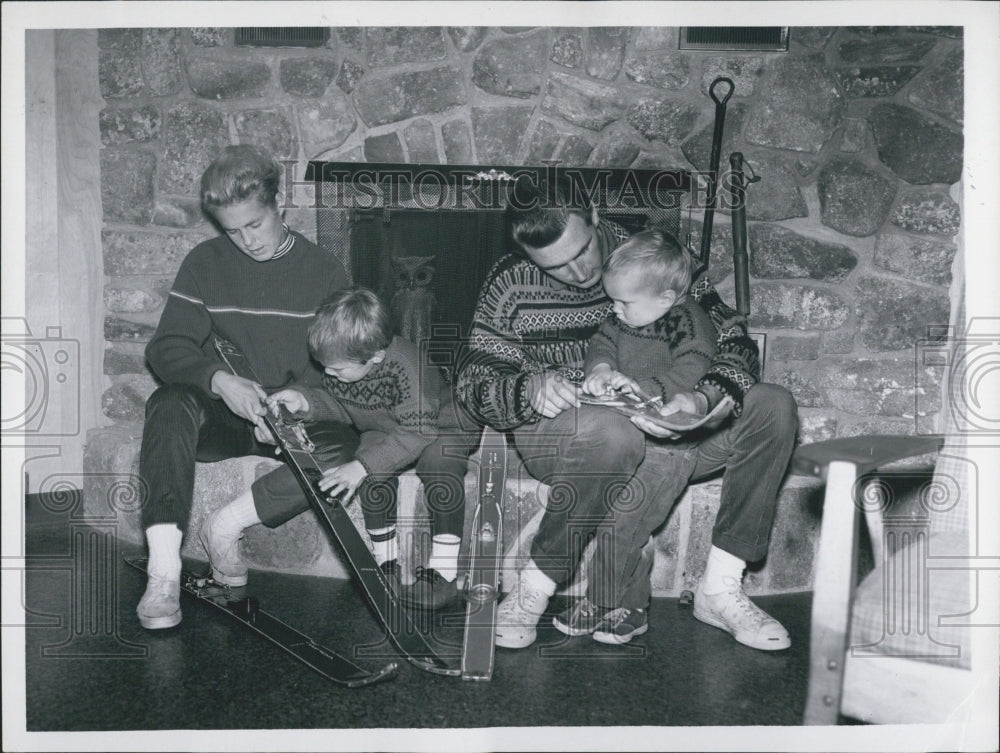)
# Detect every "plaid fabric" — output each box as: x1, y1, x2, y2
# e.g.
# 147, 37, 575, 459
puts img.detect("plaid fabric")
850, 529, 971, 669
